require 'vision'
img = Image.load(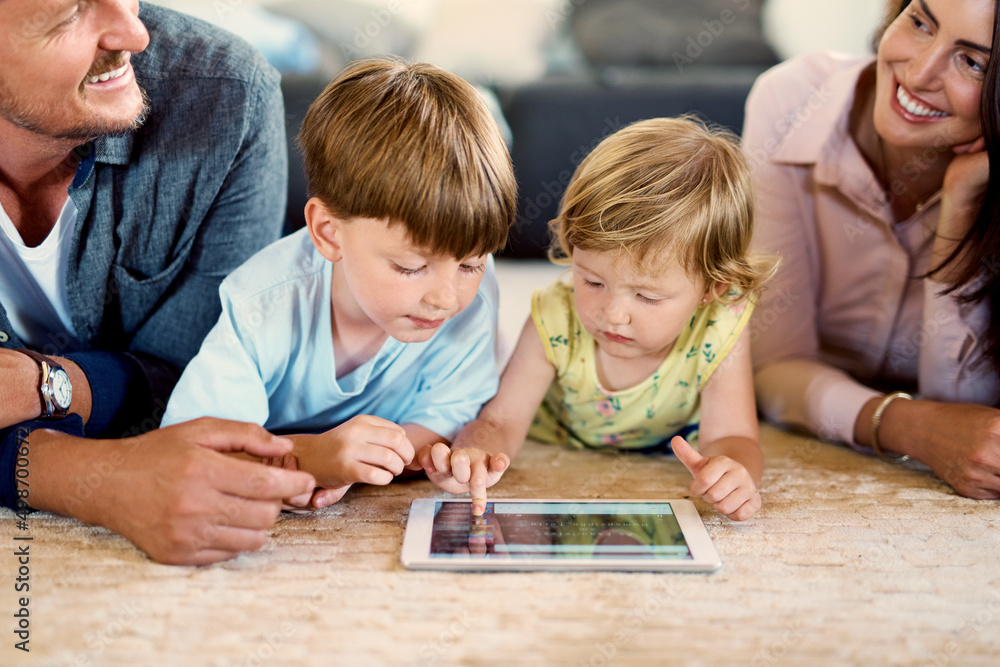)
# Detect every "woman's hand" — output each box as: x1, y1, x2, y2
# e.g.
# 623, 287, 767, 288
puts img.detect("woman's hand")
934, 138, 989, 279
873, 398, 1000, 499
914, 403, 1000, 500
